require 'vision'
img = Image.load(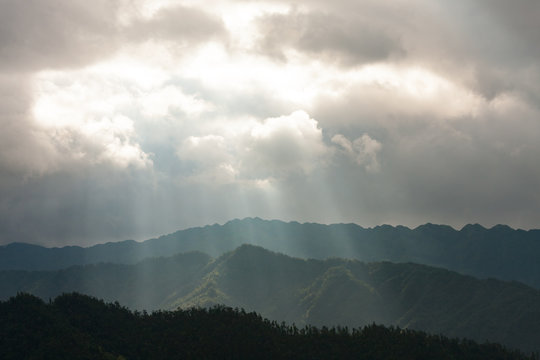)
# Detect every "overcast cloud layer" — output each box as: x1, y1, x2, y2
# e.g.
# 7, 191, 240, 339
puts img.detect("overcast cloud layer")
1, 0, 539, 246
